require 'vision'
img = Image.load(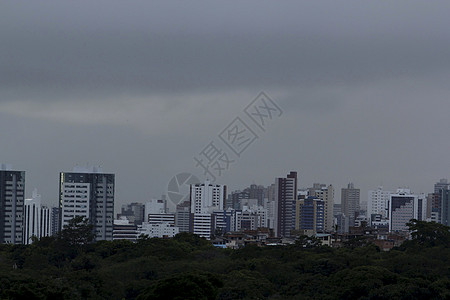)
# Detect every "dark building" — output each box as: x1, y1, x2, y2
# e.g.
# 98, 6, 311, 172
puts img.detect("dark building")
230, 189, 249, 210
296, 197, 324, 234
51, 207, 61, 236
229, 184, 266, 210
441, 189, 450, 226
0, 167, 25, 244
275, 171, 297, 237
176, 200, 191, 233
117, 202, 145, 225
433, 179, 449, 223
